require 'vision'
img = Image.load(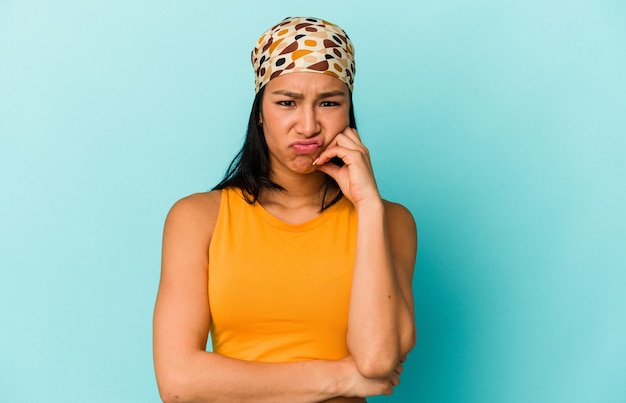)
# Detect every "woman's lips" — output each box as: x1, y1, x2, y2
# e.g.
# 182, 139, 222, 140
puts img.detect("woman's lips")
292, 141, 322, 154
